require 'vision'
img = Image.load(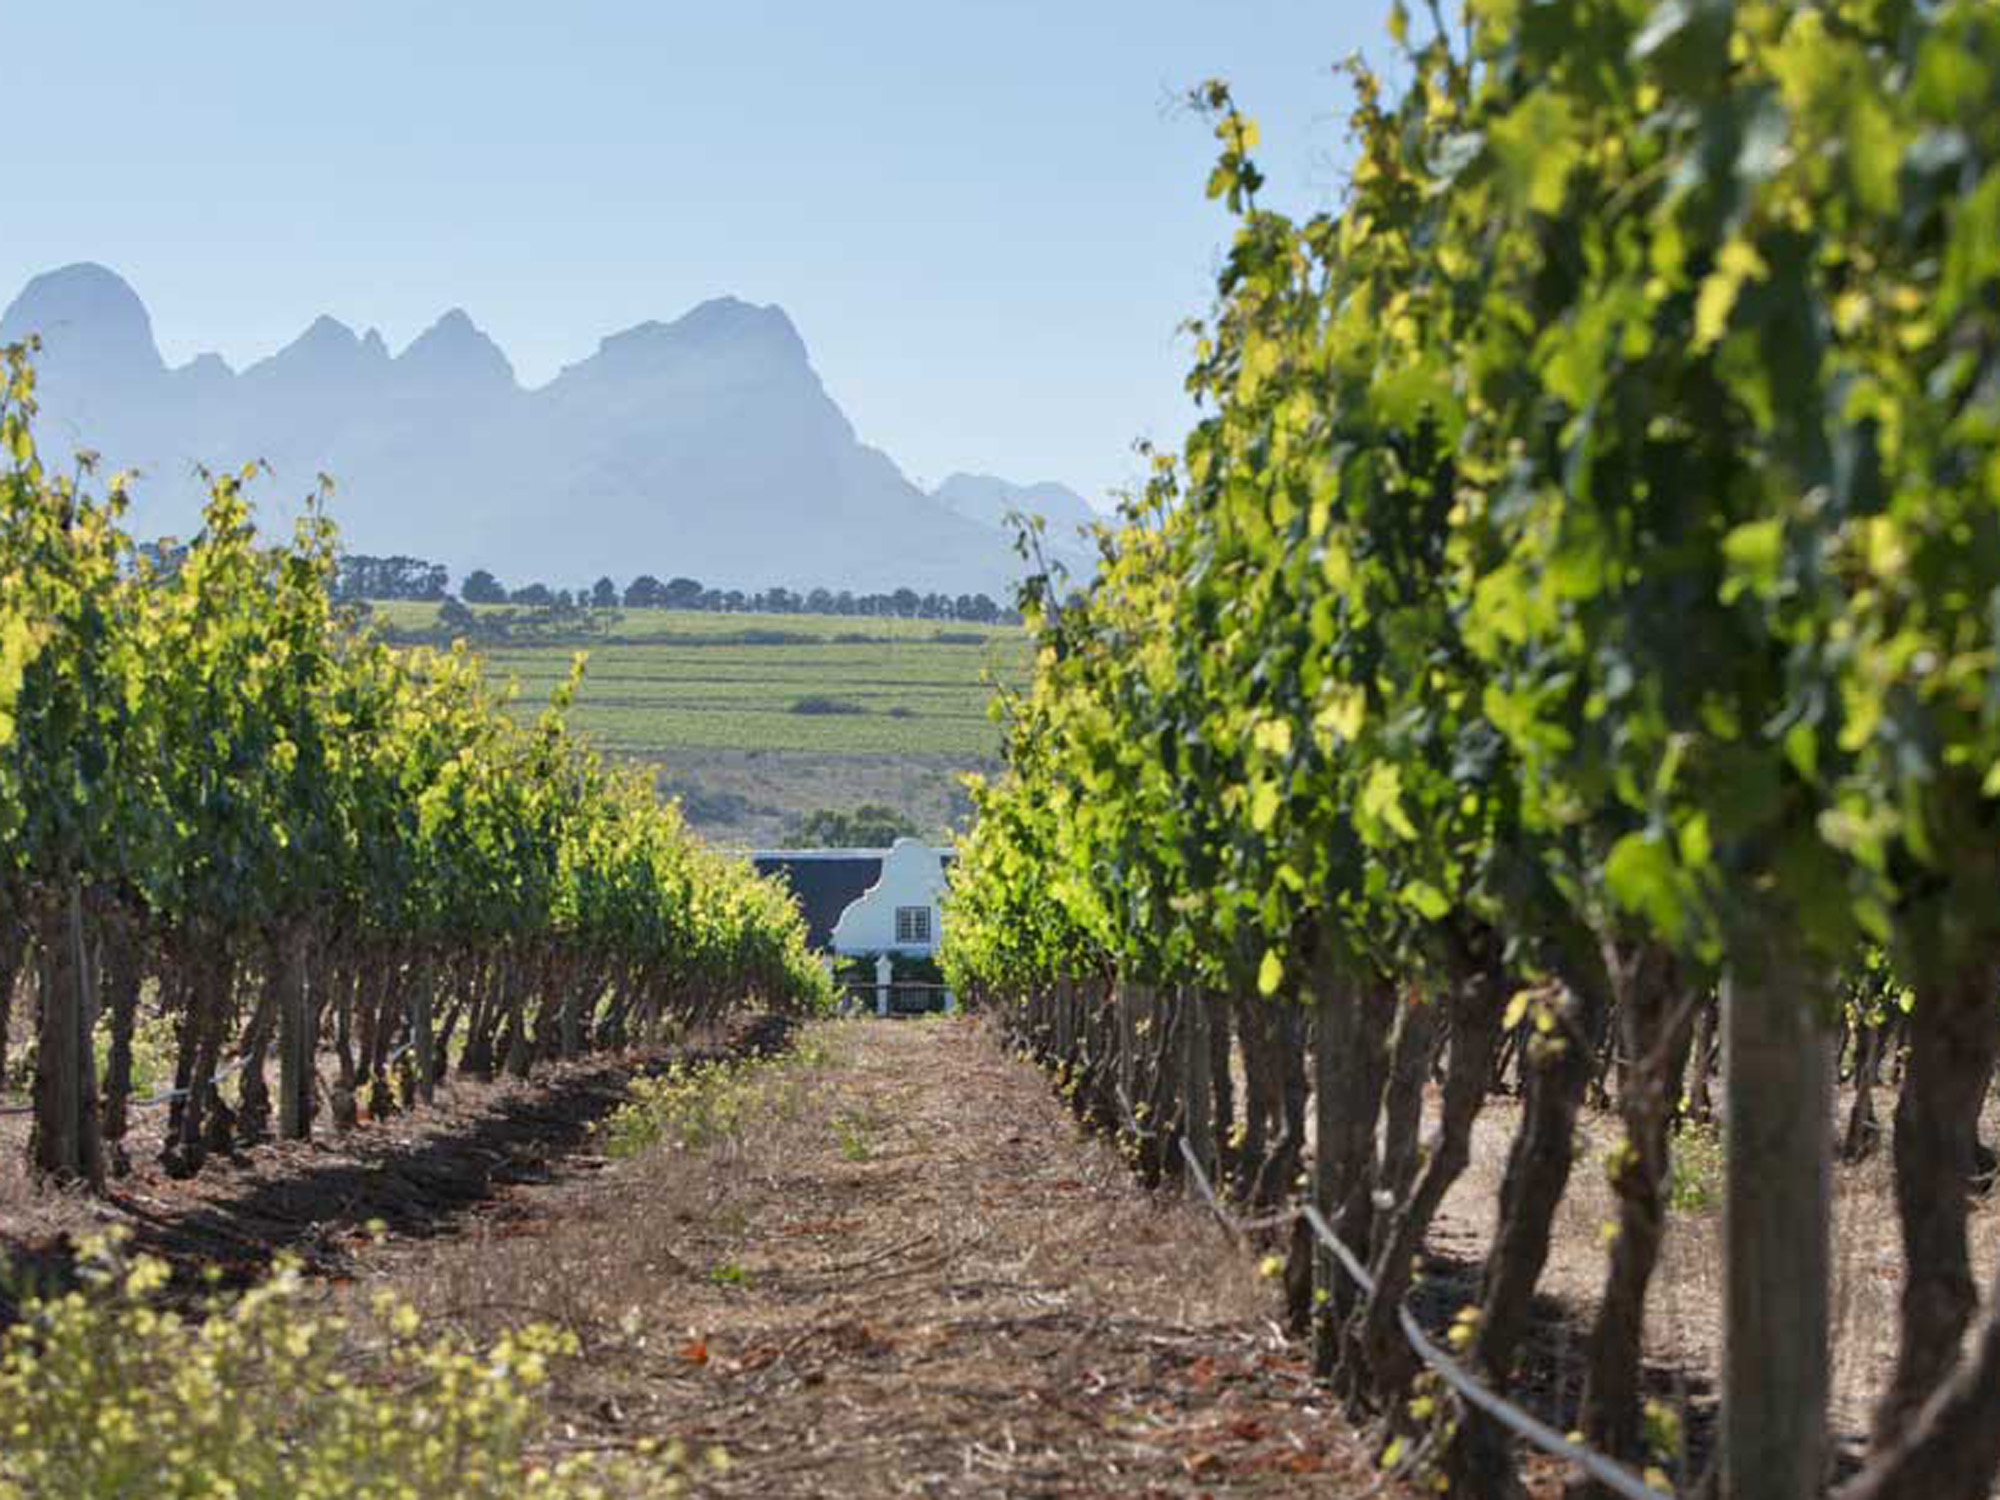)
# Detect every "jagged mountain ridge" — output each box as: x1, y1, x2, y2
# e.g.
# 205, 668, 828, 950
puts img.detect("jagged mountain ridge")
932, 472, 1100, 545
0, 263, 1092, 594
